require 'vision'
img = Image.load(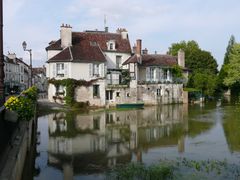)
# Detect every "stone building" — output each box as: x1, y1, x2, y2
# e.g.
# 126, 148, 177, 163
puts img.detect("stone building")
46, 24, 187, 107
